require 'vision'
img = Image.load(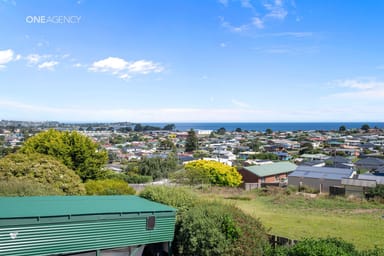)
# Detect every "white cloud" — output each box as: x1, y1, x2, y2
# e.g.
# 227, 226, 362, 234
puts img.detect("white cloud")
73, 63, 85, 68
231, 99, 250, 108
220, 42, 227, 48
327, 78, 384, 99
252, 17, 264, 29
0, 49, 15, 68
128, 60, 164, 74
264, 1, 288, 20
1, 99, 383, 122
38, 61, 58, 70
26, 54, 51, 64
220, 17, 249, 33
333, 78, 382, 90
89, 56, 164, 80
89, 57, 128, 73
